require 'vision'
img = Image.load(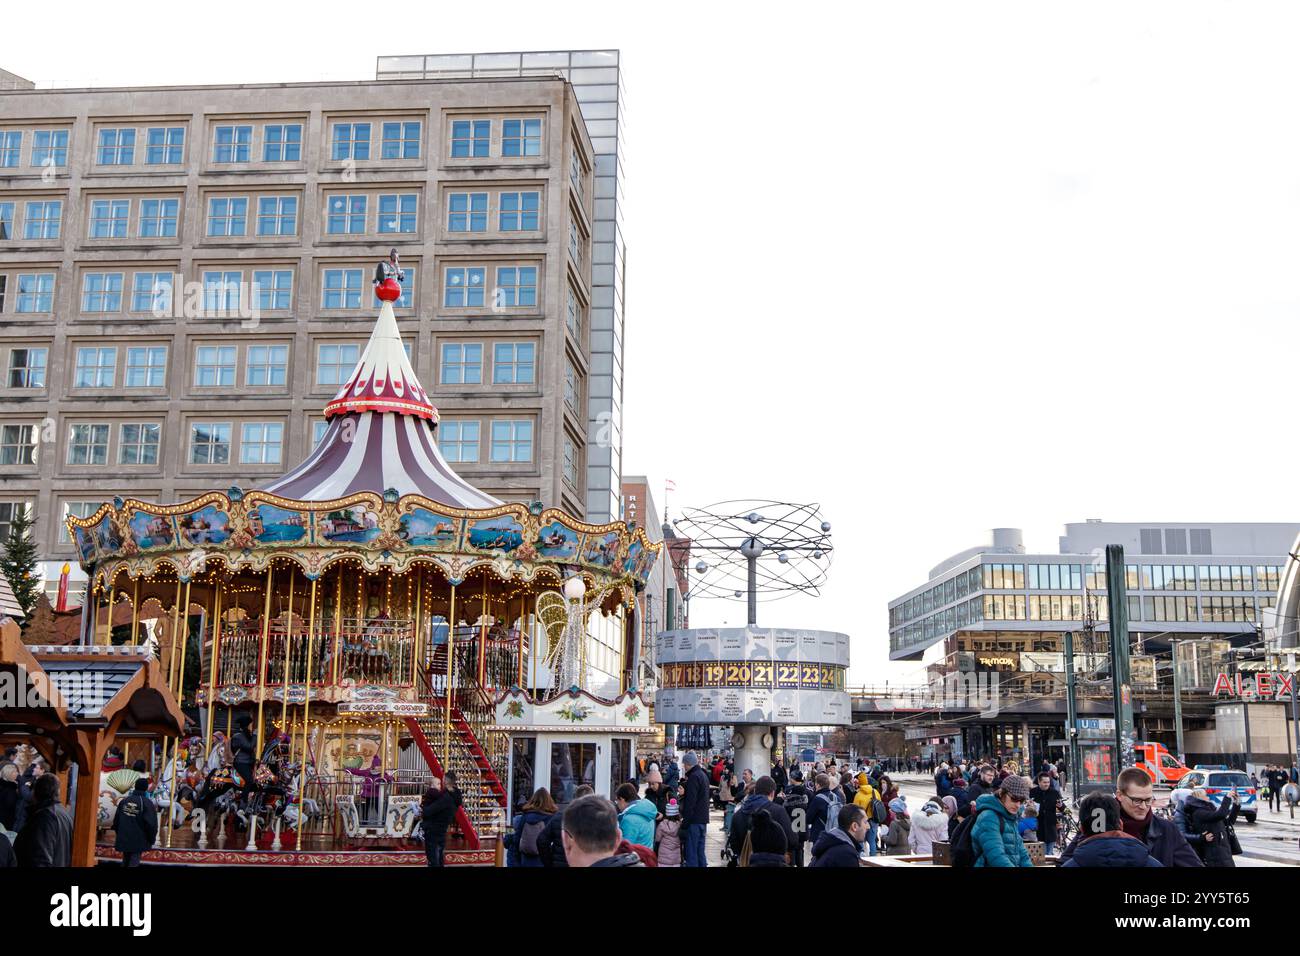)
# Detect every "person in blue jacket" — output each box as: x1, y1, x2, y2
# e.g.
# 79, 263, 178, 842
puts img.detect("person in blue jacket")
971, 774, 1034, 867
614, 782, 658, 849
1061, 792, 1162, 867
